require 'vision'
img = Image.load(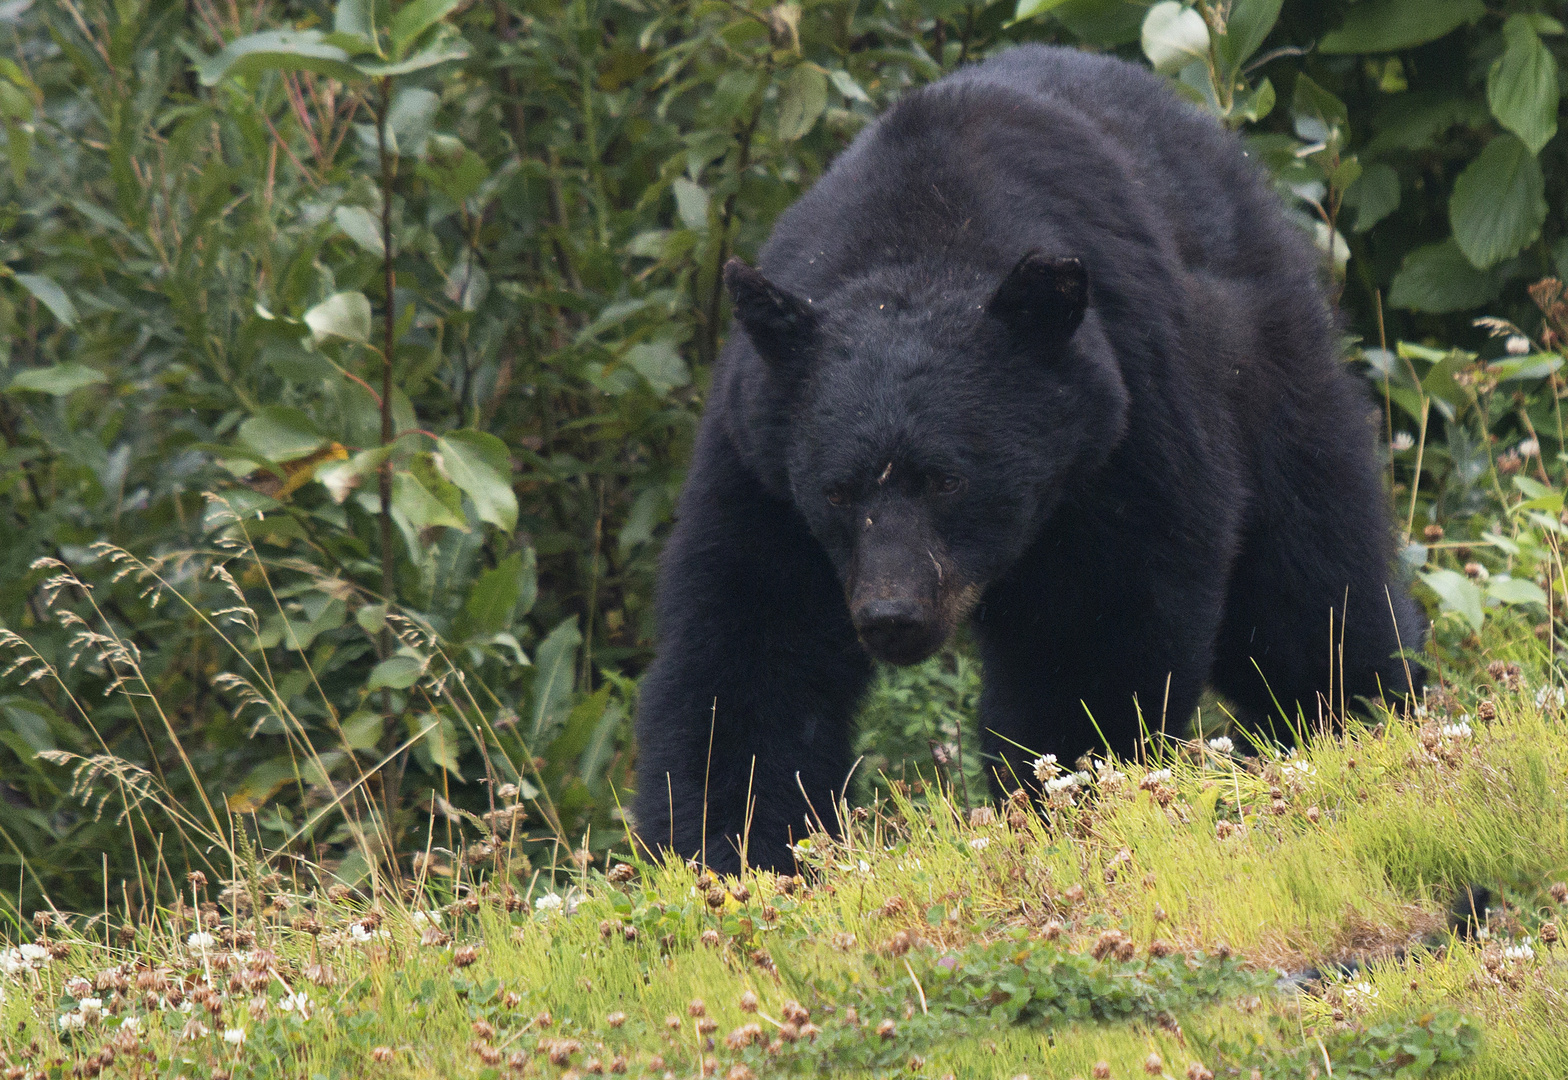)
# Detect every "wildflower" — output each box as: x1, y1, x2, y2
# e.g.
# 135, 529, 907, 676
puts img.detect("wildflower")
1506, 334, 1531, 356
19, 943, 48, 965
119, 1016, 142, 1033
738, 990, 758, 1013
1045, 774, 1080, 794
370, 1047, 394, 1063
1440, 721, 1473, 739
59, 1011, 86, 1032
1144, 768, 1172, 784
180, 1019, 210, 1041
277, 991, 312, 1018
1206, 736, 1234, 755
187, 931, 217, 951
1031, 754, 1061, 782
1519, 437, 1540, 458
1144, 1052, 1164, 1075
1391, 431, 1414, 452
223, 1028, 246, 1046
1504, 941, 1535, 962
534, 893, 564, 913
412, 910, 442, 928
1345, 981, 1378, 1001
453, 945, 479, 968
1537, 686, 1566, 709
77, 997, 104, 1020
968, 836, 992, 851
